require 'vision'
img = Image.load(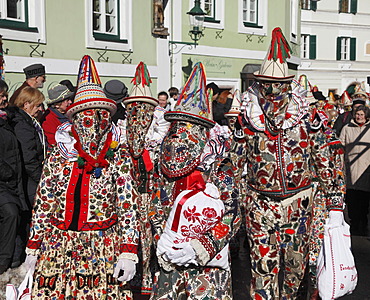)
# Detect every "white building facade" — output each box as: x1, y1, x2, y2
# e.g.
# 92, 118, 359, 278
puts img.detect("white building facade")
299, 0, 370, 96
